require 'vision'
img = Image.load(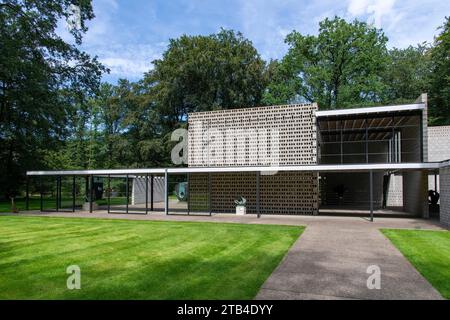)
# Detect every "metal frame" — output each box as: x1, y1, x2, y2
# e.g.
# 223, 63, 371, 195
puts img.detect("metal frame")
27, 162, 445, 217
26, 162, 443, 176
316, 103, 425, 117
